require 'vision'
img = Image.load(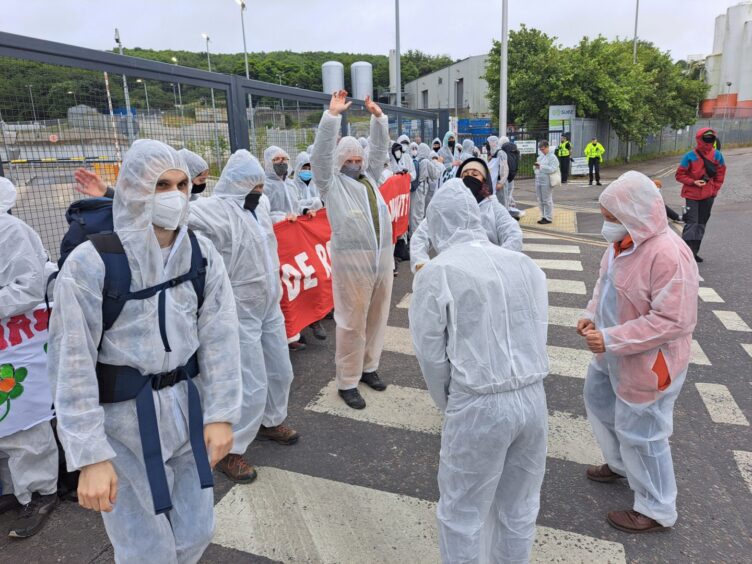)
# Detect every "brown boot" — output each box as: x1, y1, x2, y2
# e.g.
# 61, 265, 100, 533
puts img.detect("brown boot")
586, 463, 624, 483
257, 423, 300, 445
215, 454, 257, 484
607, 510, 670, 533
